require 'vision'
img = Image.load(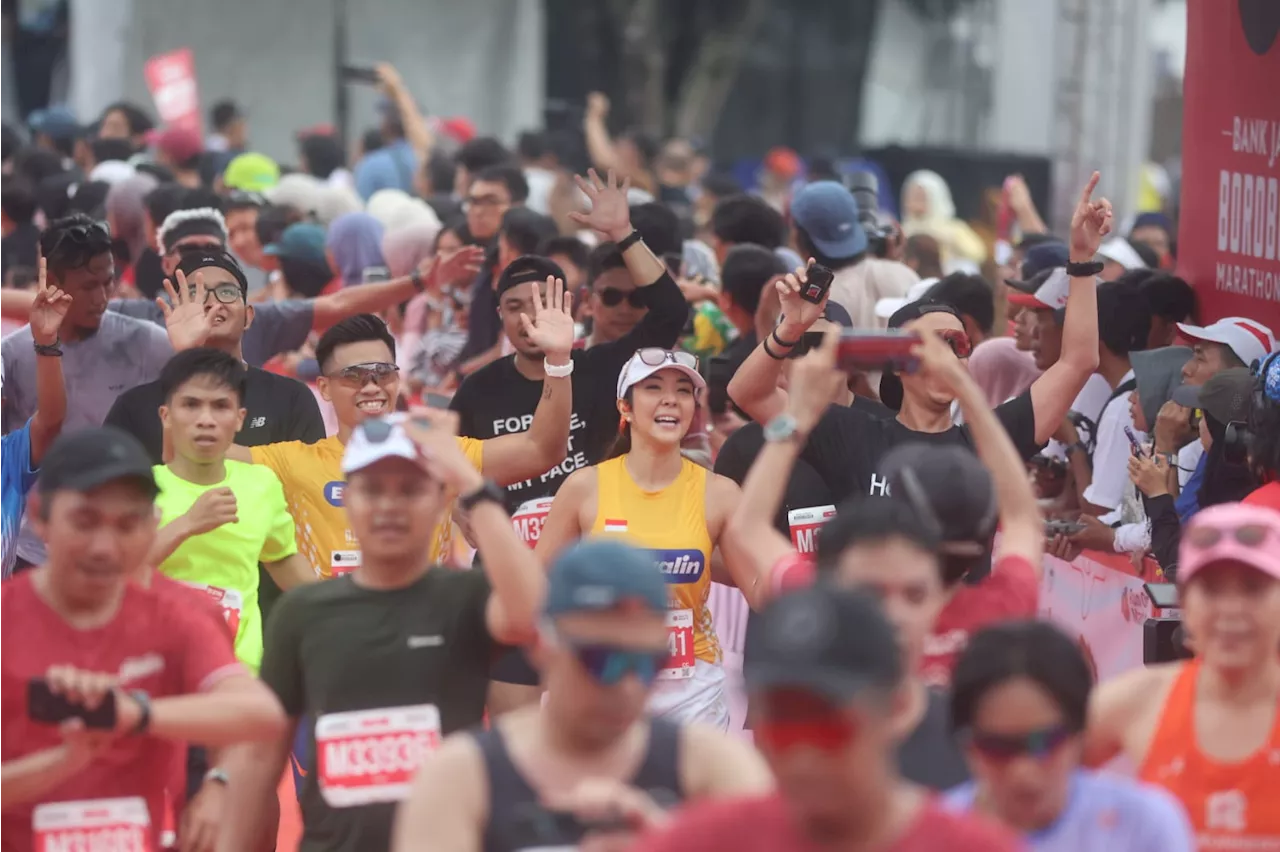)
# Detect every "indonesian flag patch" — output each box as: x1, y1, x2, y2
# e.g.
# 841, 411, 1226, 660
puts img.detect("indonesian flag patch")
603, 519, 629, 533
